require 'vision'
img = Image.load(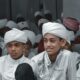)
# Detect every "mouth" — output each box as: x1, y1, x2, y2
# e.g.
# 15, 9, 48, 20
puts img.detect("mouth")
10, 52, 17, 56
46, 48, 53, 51
46, 49, 53, 53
